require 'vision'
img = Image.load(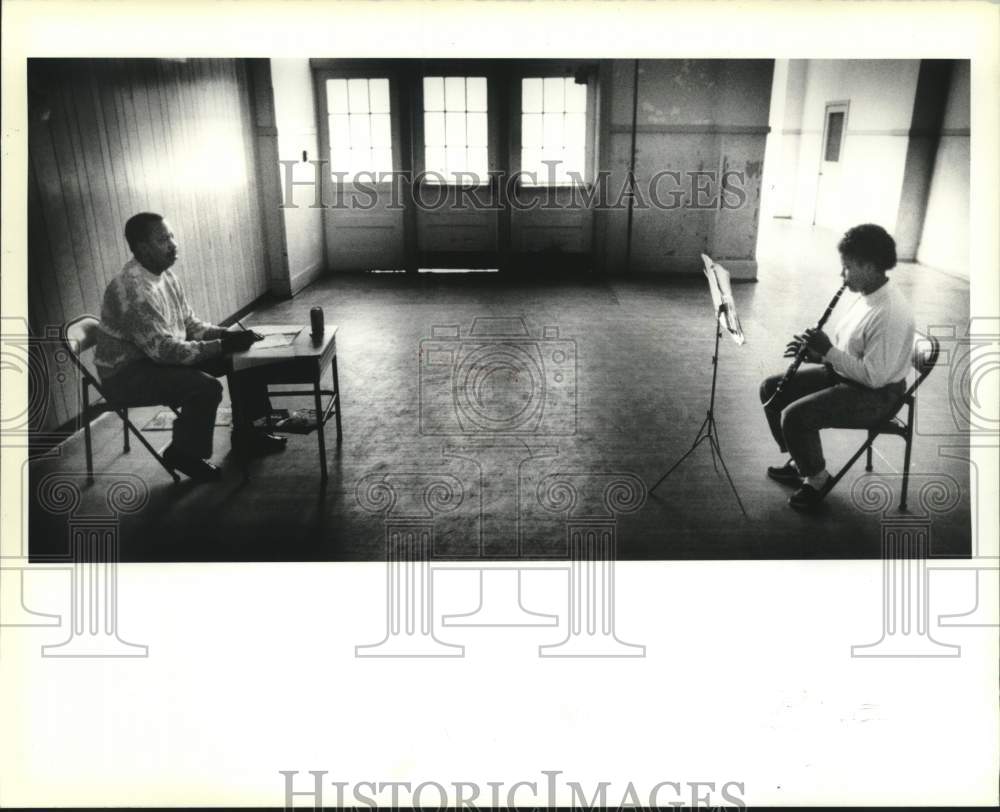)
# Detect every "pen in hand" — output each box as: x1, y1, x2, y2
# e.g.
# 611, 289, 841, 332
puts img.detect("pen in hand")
227, 319, 263, 350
